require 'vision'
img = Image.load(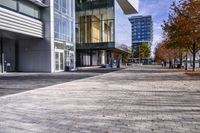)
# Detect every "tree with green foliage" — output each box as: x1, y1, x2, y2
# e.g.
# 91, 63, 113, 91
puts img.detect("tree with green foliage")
139, 43, 151, 59
122, 50, 134, 64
